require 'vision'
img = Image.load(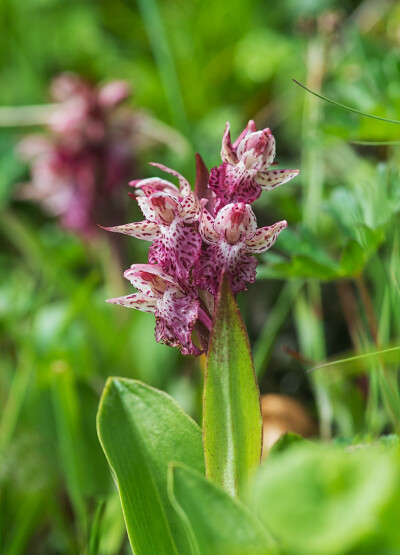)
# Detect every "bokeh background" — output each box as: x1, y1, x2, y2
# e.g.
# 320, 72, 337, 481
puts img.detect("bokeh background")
1, 0, 400, 552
